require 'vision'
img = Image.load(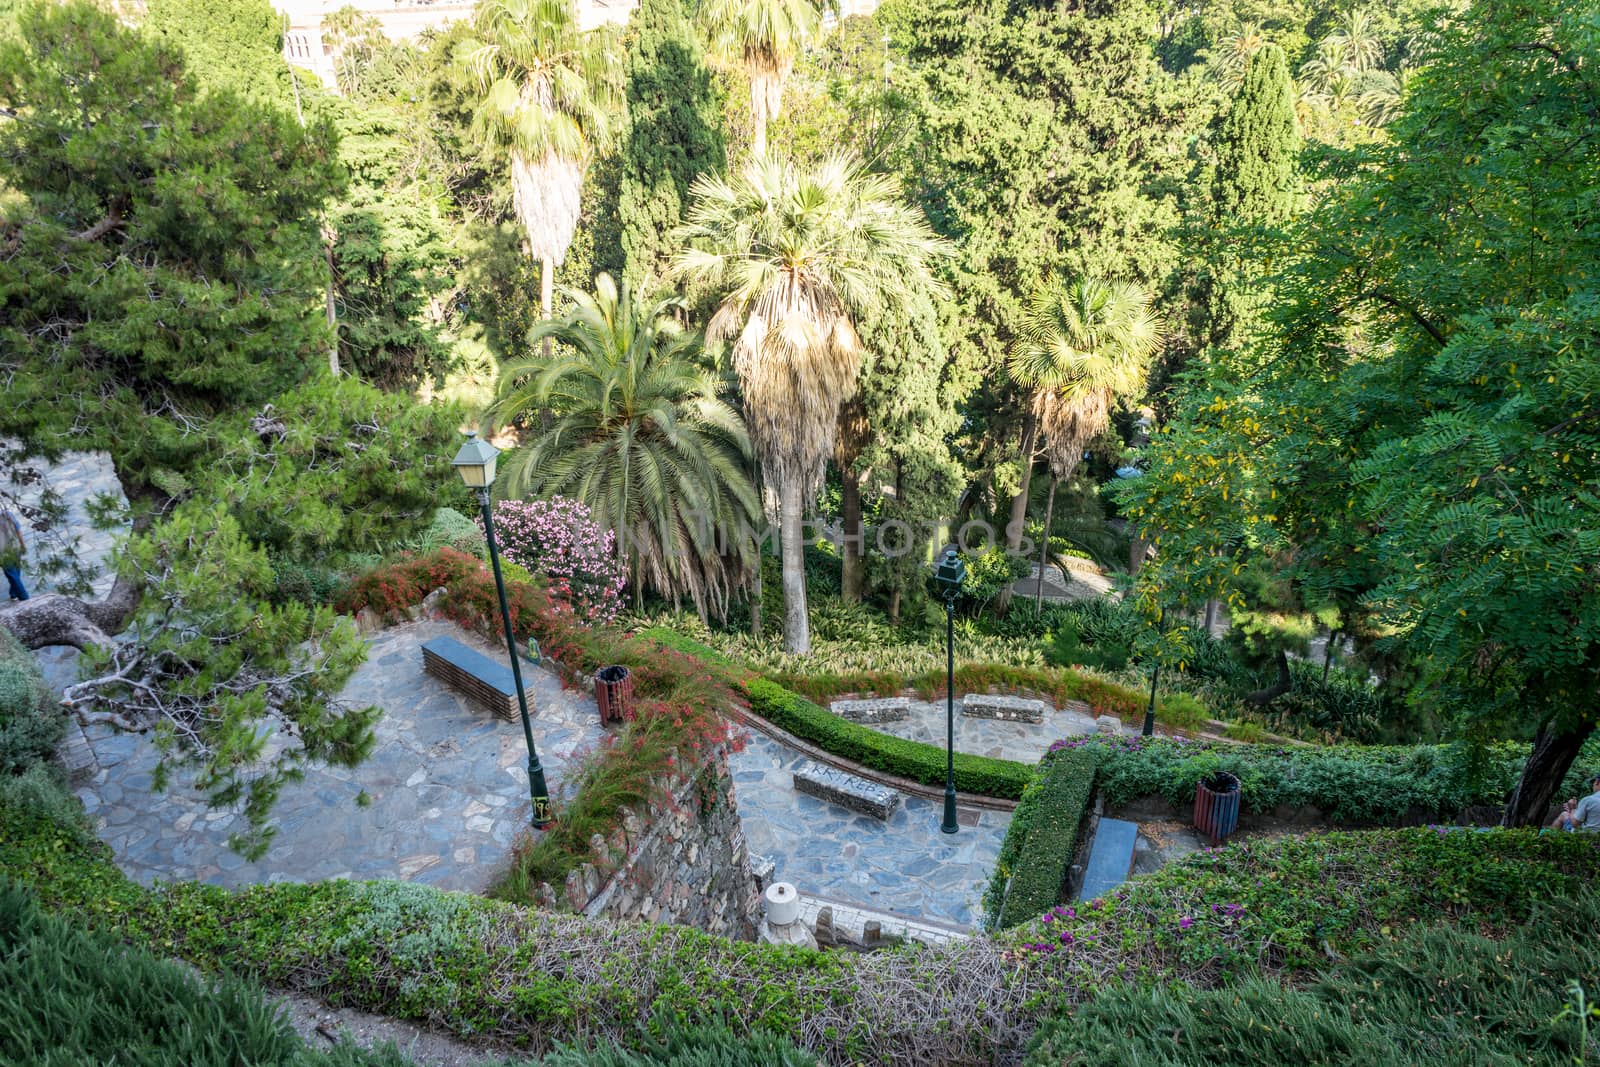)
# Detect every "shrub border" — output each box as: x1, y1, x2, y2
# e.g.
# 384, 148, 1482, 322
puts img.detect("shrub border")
990, 748, 1098, 930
